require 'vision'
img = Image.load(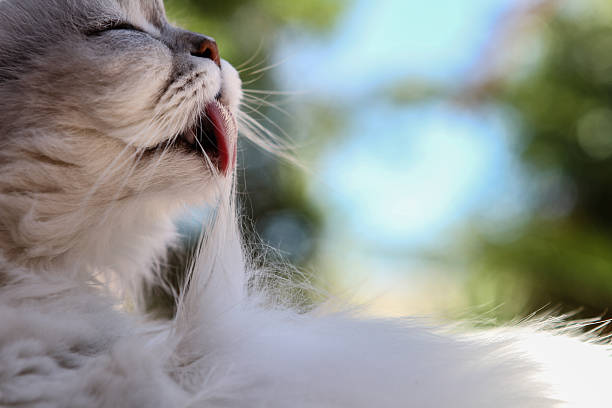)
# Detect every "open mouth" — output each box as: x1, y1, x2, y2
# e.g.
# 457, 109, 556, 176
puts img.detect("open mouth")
178, 99, 237, 175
